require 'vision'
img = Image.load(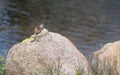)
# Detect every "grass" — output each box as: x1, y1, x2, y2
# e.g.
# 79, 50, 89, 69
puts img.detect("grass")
75, 71, 84, 75
92, 57, 119, 75
1, 55, 119, 75
0, 56, 5, 75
